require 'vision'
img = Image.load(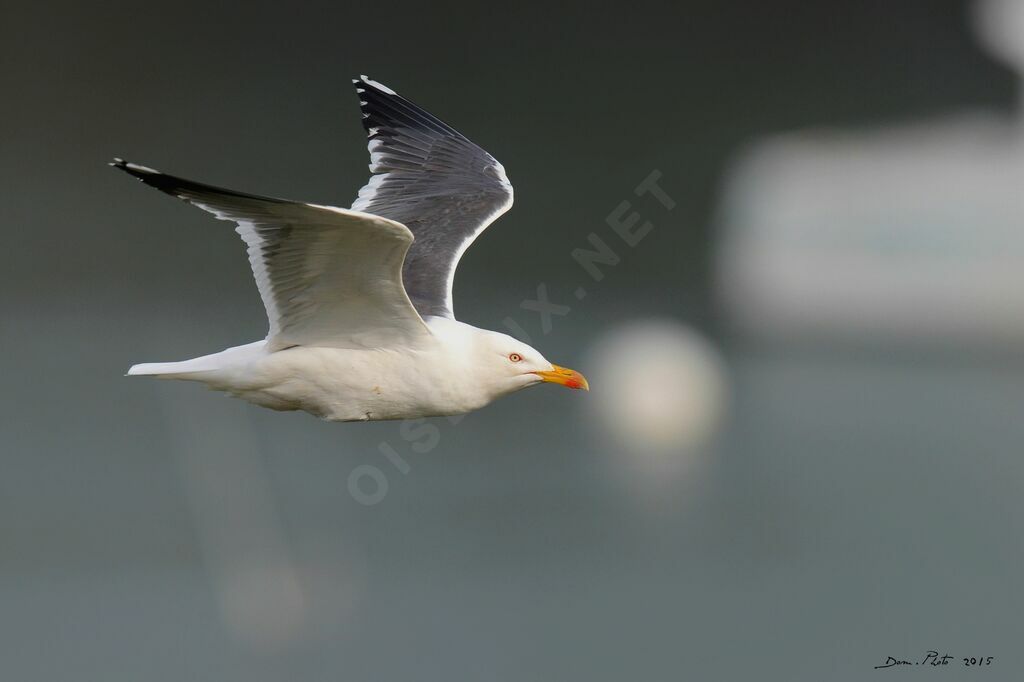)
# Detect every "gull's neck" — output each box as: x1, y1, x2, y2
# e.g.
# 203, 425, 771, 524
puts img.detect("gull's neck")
423, 315, 486, 341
